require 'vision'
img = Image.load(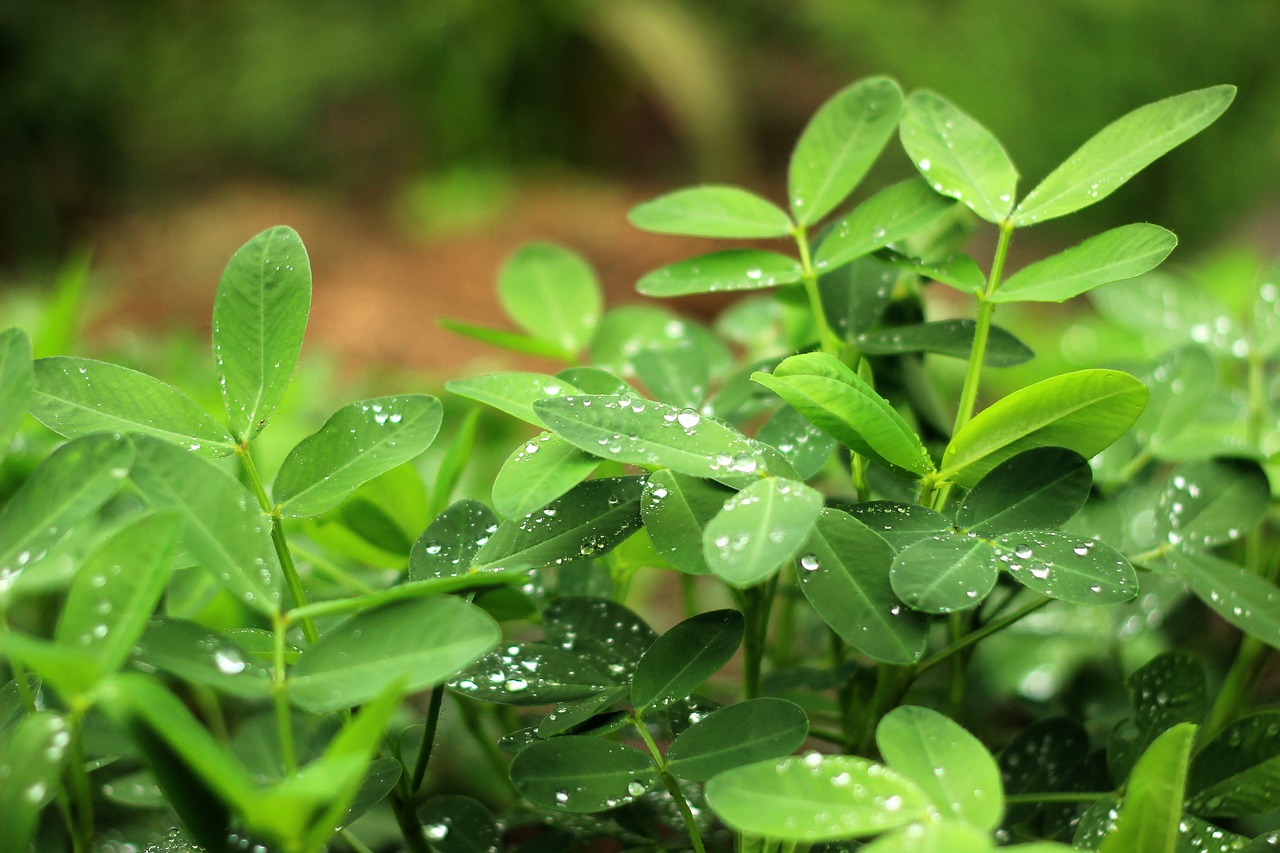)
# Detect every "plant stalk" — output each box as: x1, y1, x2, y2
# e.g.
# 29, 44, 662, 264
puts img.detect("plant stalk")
272, 614, 298, 775
792, 225, 844, 356
917, 596, 1051, 674
409, 687, 446, 795
631, 715, 707, 853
